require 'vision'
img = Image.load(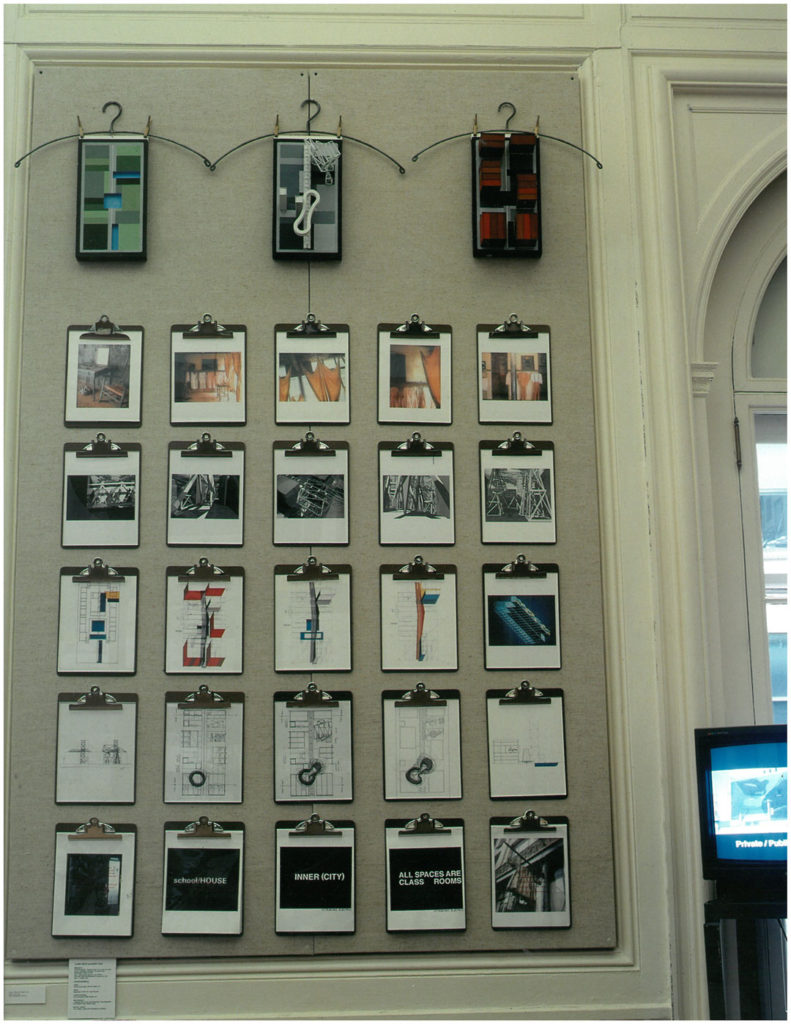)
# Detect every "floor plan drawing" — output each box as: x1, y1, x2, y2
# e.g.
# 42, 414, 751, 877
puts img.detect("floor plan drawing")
274, 574, 351, 672
164, 700, 243, 803
486, 695, 567, 798
383, 697, 461, 799
274, 698, 352, 801
77, 583, 121, 666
